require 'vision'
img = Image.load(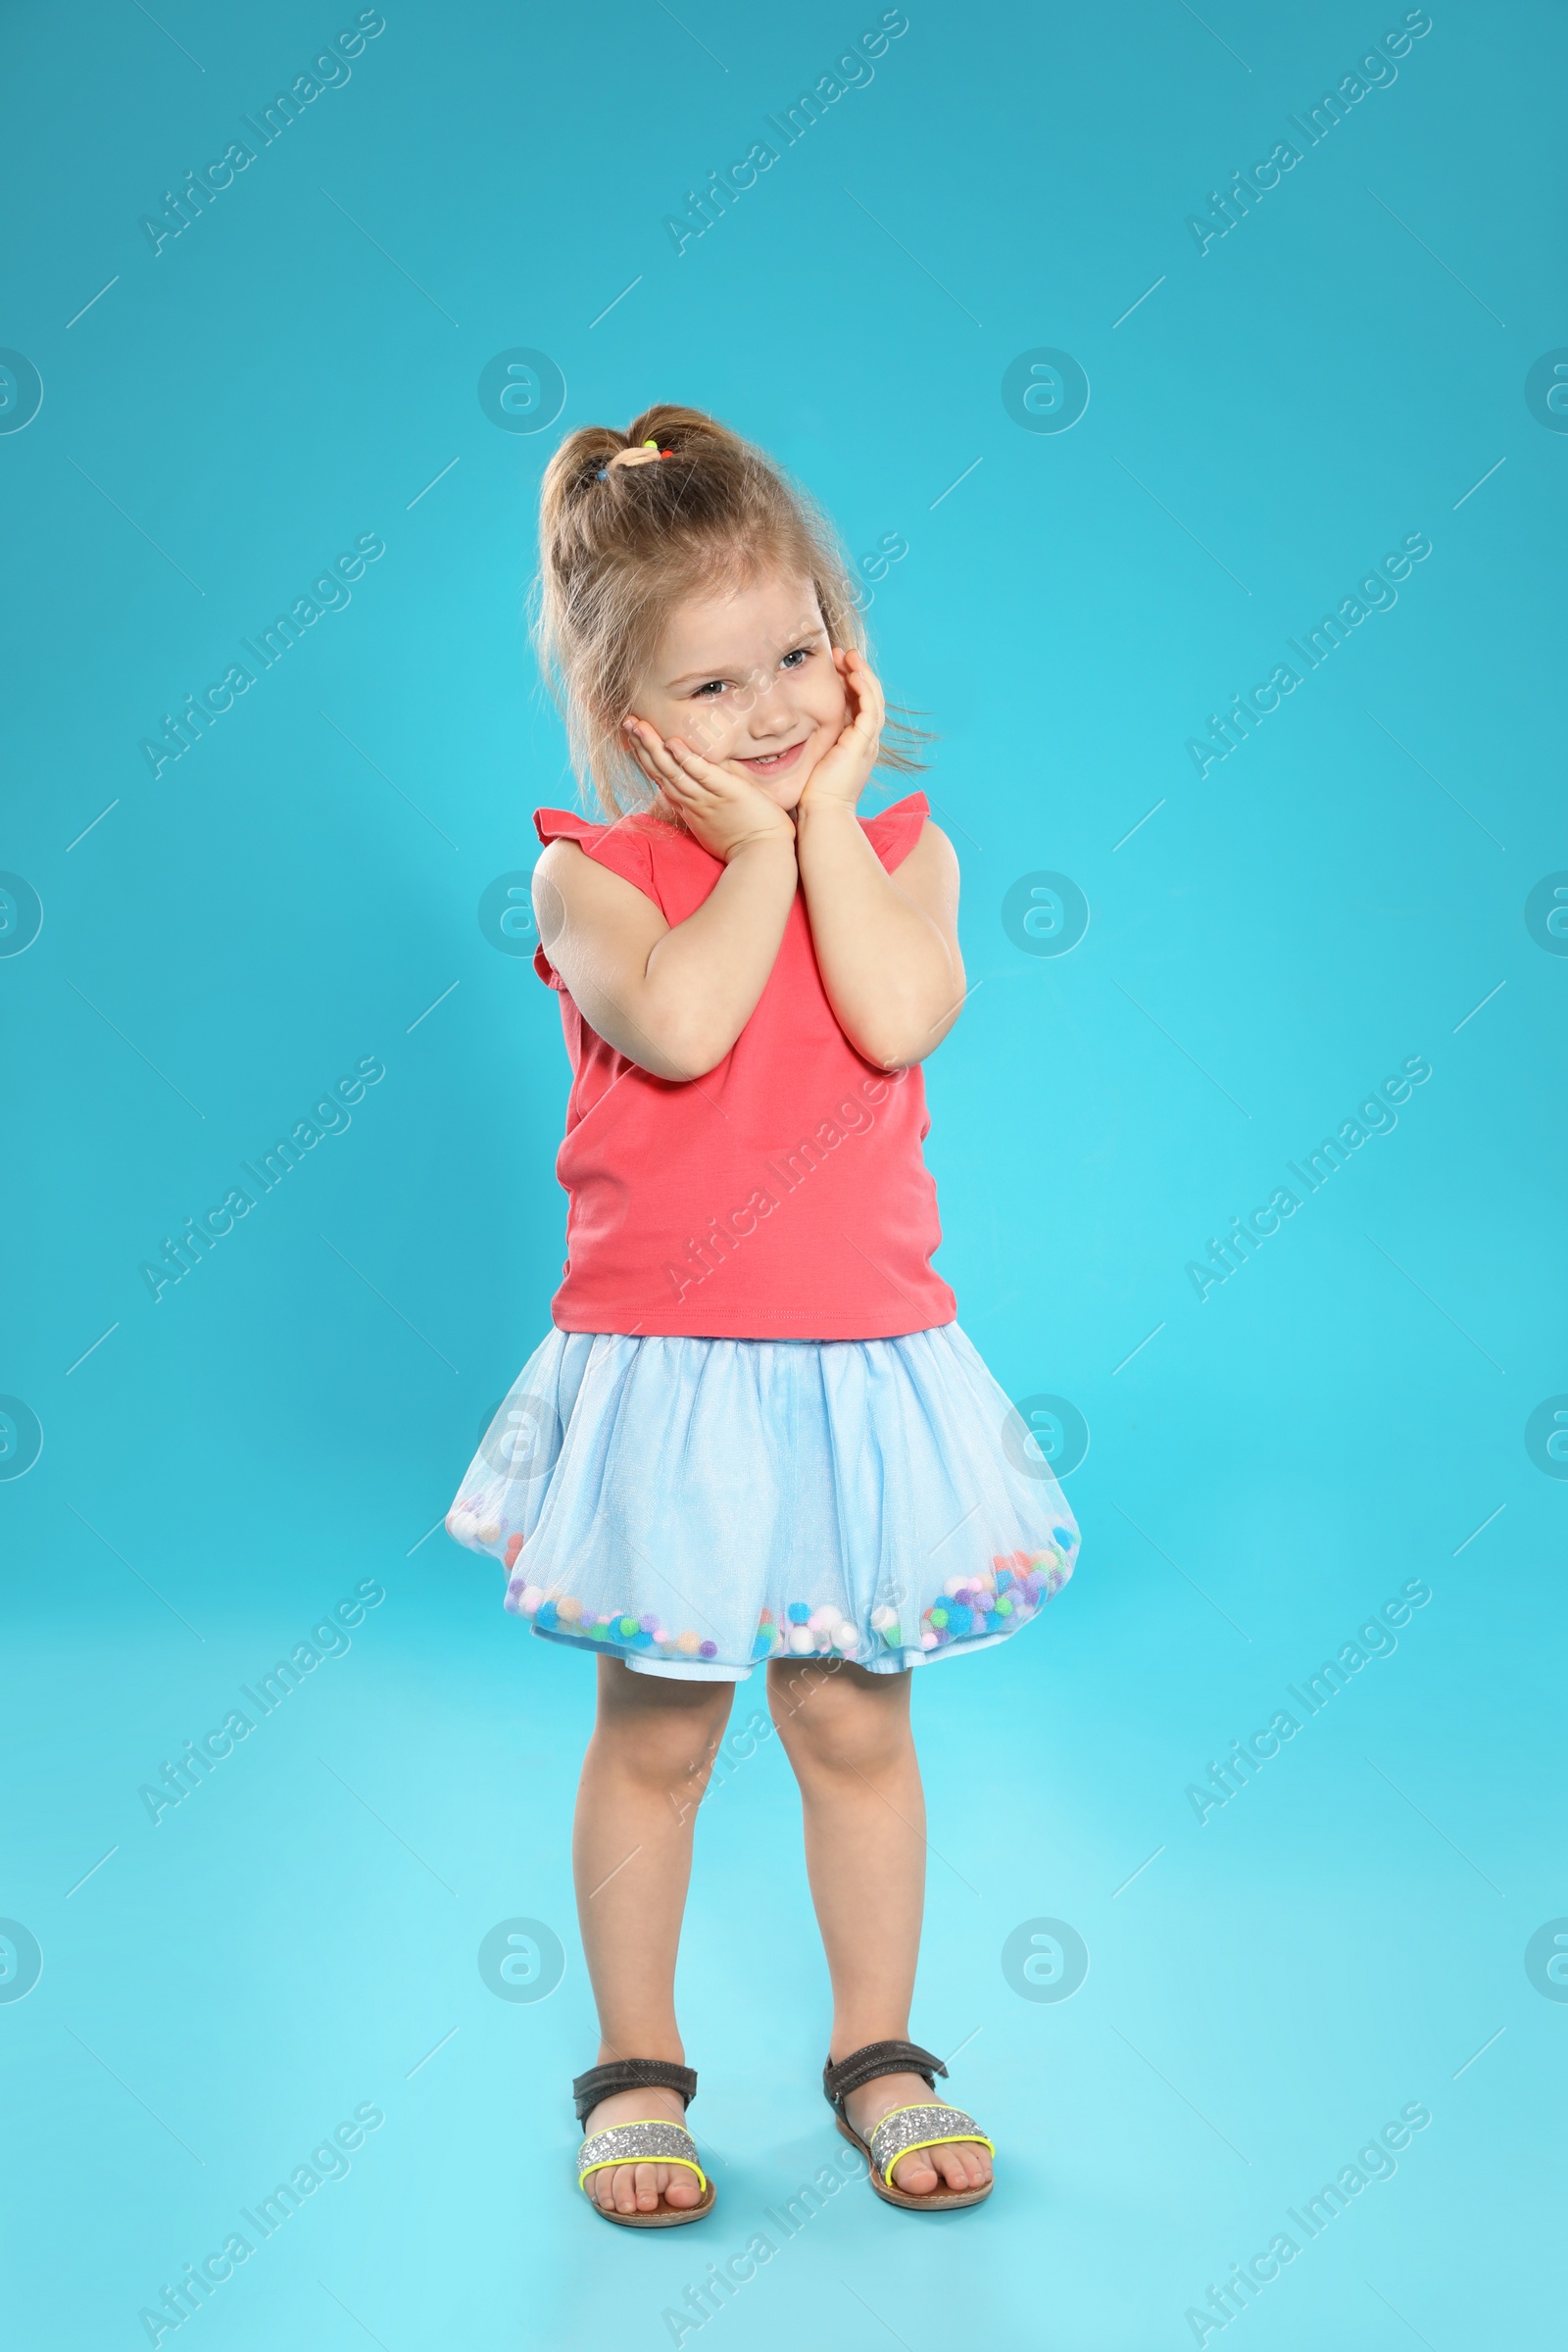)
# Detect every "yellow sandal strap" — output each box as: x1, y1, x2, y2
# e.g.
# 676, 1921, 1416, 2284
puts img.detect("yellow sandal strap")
577, 2119, 708, 2194
868, 2102, 994, 2180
